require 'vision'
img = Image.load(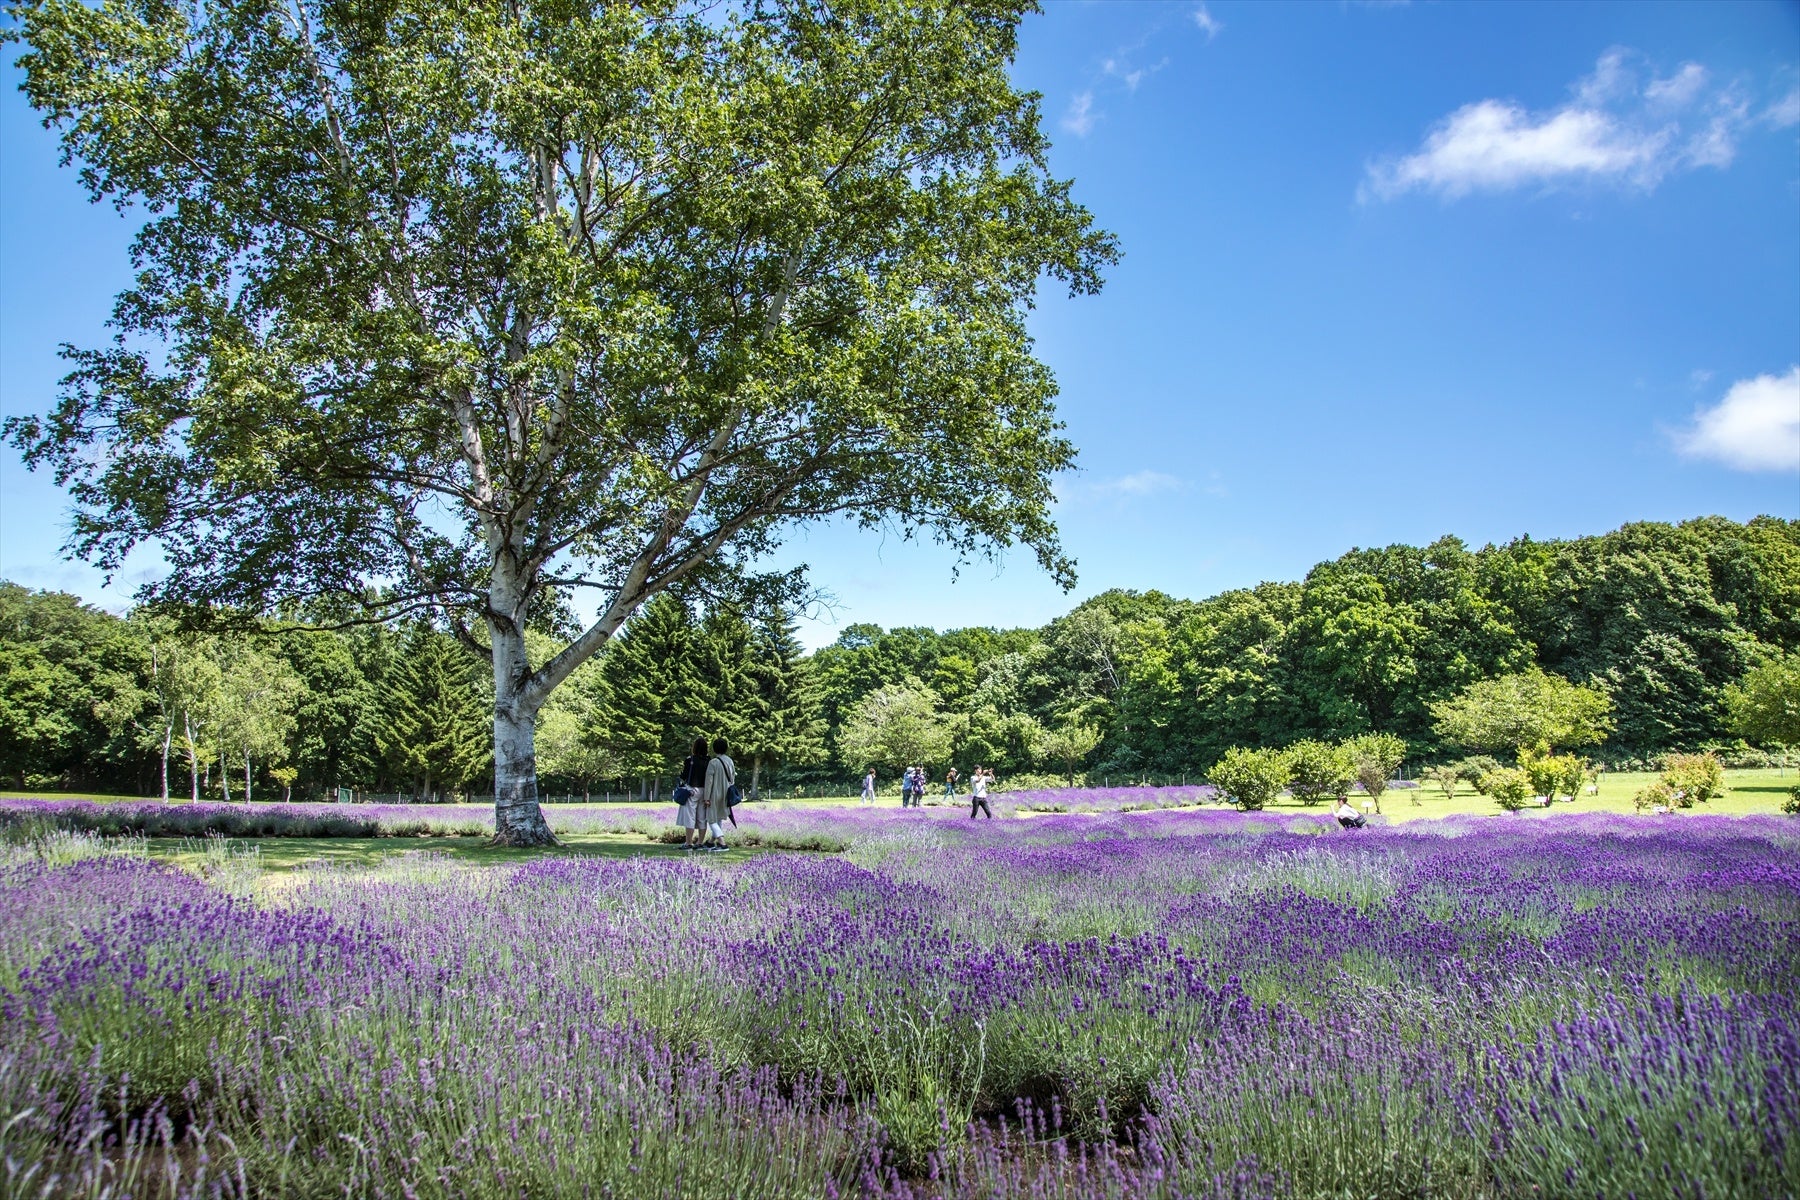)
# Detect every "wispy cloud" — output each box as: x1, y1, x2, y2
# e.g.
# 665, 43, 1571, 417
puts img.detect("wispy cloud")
1766, 88, 1800, 128
1363, 49, 1780, 201
1673, 367, 1800, 472
1062, 91, 1097, 137
1102, 53, 1168, 94
1059, 10, 1214, 142
1093, 470, 1185, 497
